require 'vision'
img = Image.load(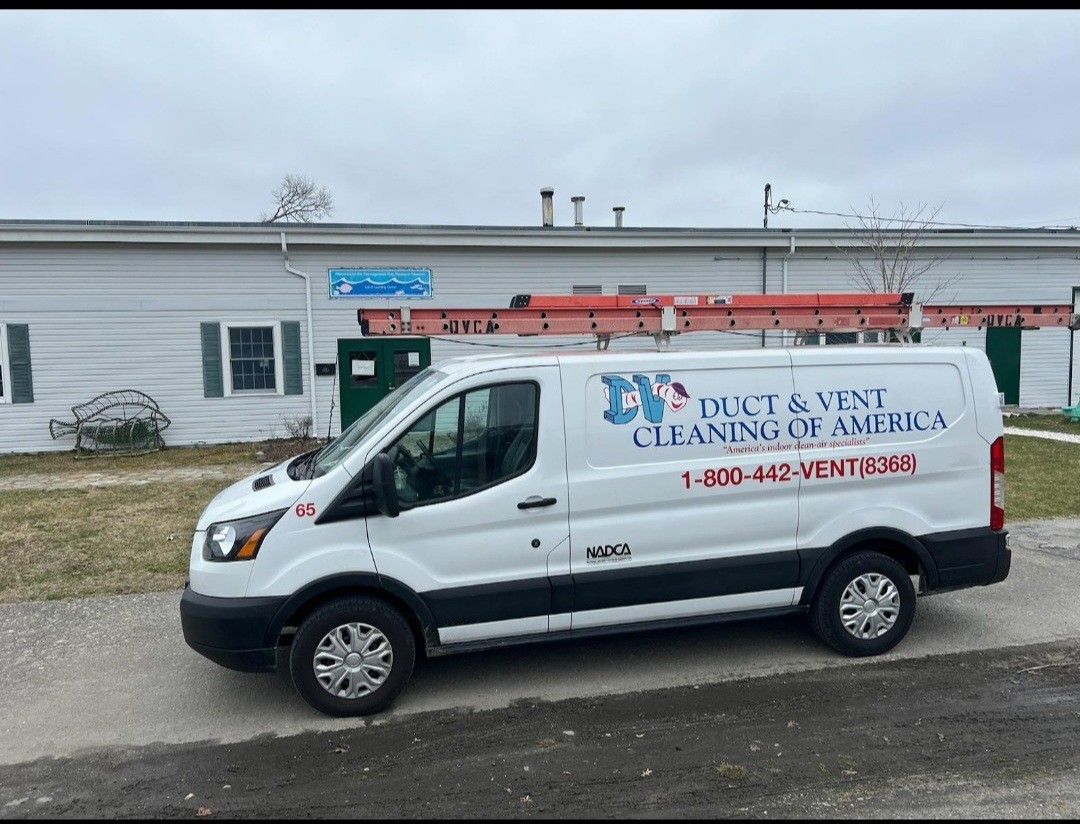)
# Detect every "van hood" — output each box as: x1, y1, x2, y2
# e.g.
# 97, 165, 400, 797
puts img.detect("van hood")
195, 460, 312, 531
